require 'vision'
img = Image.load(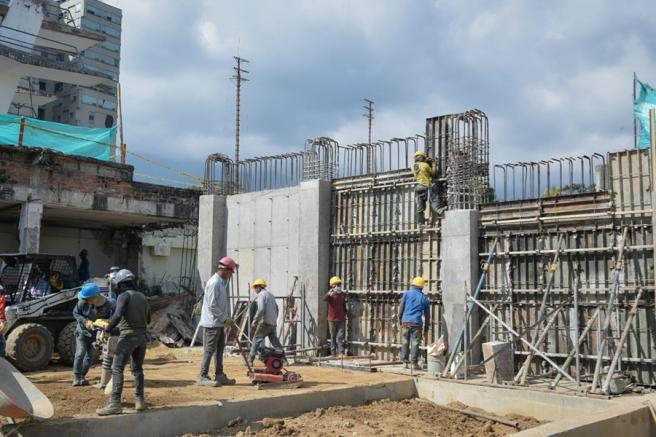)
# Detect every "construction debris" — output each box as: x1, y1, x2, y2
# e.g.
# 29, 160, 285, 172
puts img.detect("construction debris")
148, 296, 197, 348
